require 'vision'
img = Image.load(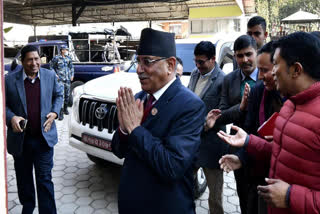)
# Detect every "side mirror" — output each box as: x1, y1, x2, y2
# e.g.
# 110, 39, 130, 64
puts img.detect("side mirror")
11, 58, 18, 71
